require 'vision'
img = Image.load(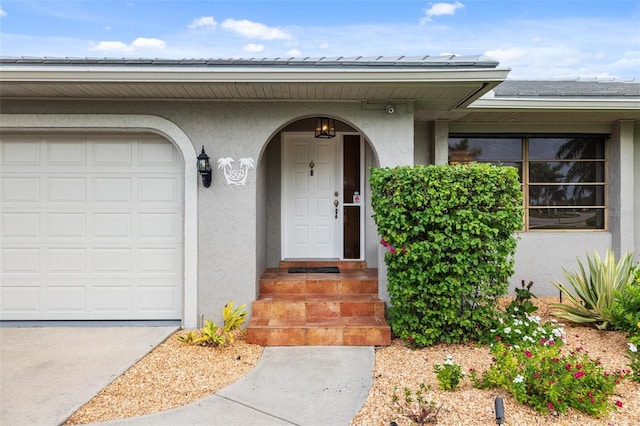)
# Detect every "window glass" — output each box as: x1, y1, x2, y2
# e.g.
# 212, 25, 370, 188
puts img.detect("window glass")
448, 138, 522, 163
529, 161, 605, 183
529, 137, 605, 160
529, 208, 604, 230
529, 185, 605, 207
